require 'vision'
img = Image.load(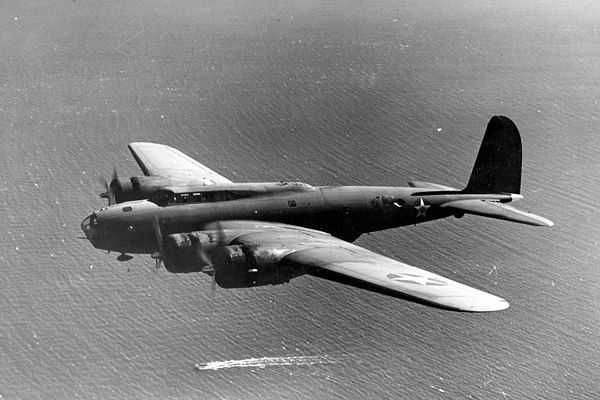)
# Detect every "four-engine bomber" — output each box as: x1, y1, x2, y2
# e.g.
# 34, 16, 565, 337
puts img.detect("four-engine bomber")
82, 116, 553, 312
